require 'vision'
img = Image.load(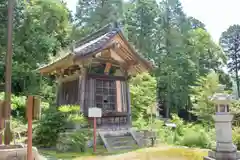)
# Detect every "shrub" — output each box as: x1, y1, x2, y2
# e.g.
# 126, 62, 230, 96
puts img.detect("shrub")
132, 114, 148, 130
233, 127, 240, 149
33, 105, 89, 148
33, 107, 66, 147
56, 129, 92, 152
180, 128, 210, 148
130, 73, 157, 121
58, 105, 88, 128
